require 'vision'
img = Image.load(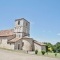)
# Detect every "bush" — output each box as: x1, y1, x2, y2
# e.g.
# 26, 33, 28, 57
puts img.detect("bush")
55, 53, 57, 57
35, 50, 38, 54
41, 50, 45, 55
